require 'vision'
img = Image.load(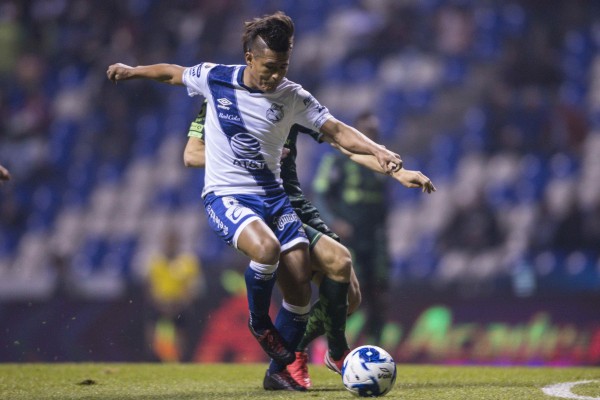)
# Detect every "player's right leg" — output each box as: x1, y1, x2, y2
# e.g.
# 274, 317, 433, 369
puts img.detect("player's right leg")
287, 229, 363, 387
203, 192, 294, 366
307, 234, 358, 372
